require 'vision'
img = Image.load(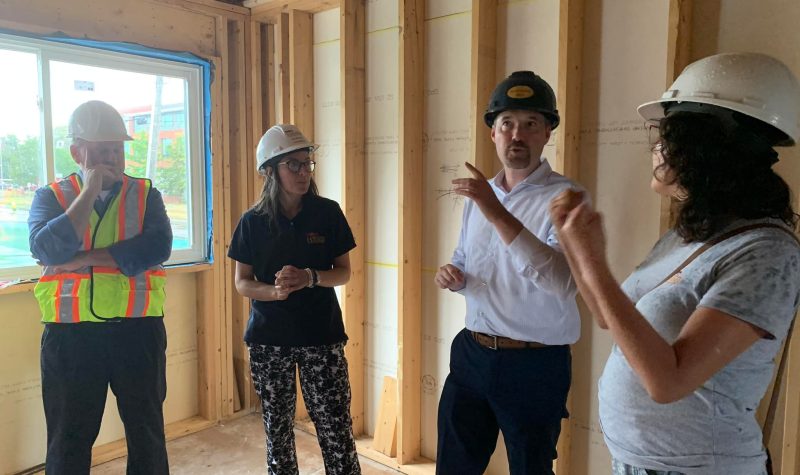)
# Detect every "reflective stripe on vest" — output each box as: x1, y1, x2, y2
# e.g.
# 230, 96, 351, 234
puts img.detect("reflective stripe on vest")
49, 175, 91, 250
34, 173, 166, 323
